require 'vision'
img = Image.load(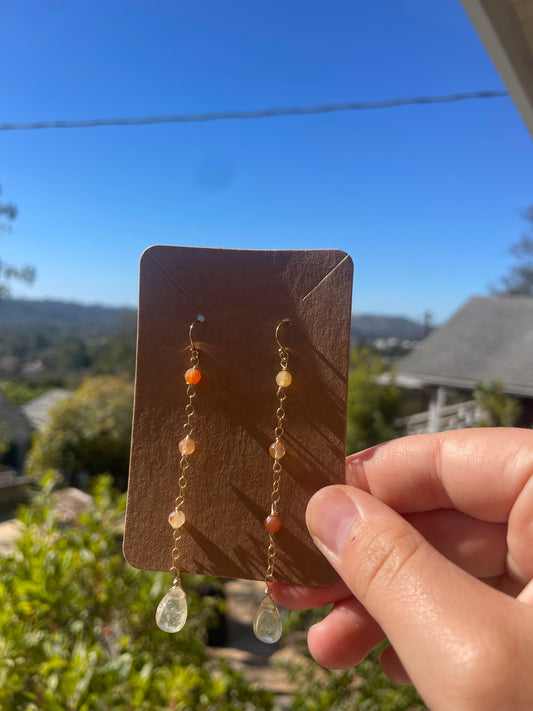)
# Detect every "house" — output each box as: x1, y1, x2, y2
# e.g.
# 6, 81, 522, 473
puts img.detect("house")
0, 390, 32, 475
22, 388, 70, 431
0, 390, 32, 507
1, 388, 70, 508
394, 296, 533, 432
